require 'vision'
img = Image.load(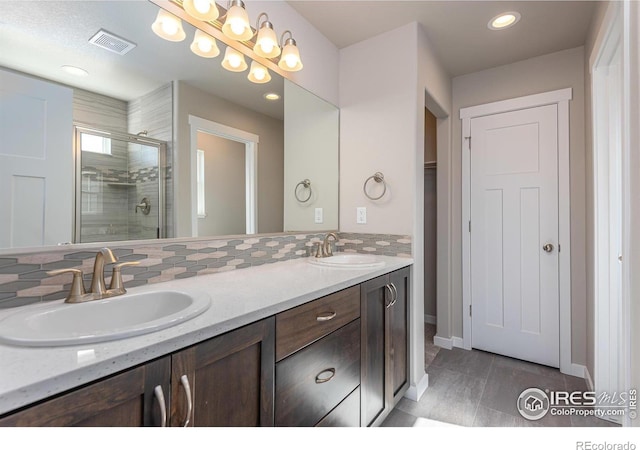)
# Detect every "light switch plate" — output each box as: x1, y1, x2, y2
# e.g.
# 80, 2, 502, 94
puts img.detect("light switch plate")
356, 207, 367, 224
314, 208, 323, 224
